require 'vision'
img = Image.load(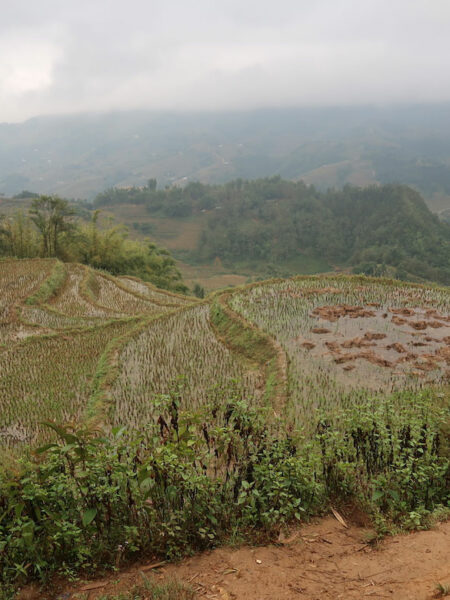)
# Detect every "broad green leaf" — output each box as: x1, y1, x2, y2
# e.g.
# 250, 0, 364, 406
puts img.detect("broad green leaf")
372, 489, 384, 502
82, 507, 97, 527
